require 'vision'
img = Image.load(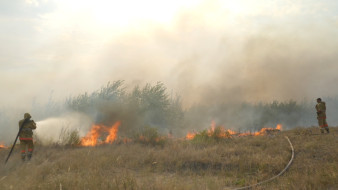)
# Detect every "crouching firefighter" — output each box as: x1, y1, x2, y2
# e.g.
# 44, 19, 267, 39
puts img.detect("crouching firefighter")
19, 113, 37, 161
